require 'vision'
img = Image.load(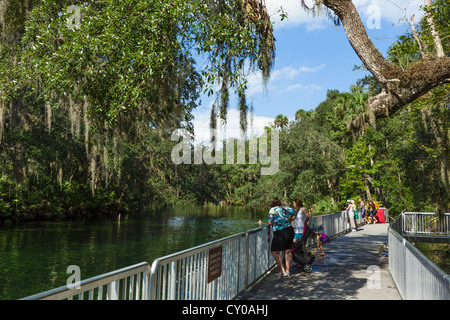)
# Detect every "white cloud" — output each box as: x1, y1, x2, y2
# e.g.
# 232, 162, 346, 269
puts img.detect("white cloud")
265, 0, 328, 30
246, 63, 325, 96
192, 108, 275, 144
278, 83, 321, 94
265, 0, 424, 30
271, 64, 325, 81
354, 0, 424, 24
